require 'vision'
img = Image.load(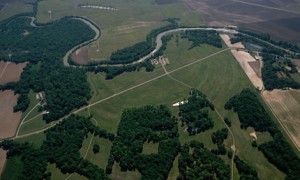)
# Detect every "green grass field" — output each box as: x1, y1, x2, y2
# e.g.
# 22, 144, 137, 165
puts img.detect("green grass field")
0, 2, 32, 21
36, 0, 203, 59
18, 115, 48, 136
15, 133, 46, 148
20, 91, 40, 121
1, 1, 297, 179
76, 36, 287, 179
4, 34, 290, 179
